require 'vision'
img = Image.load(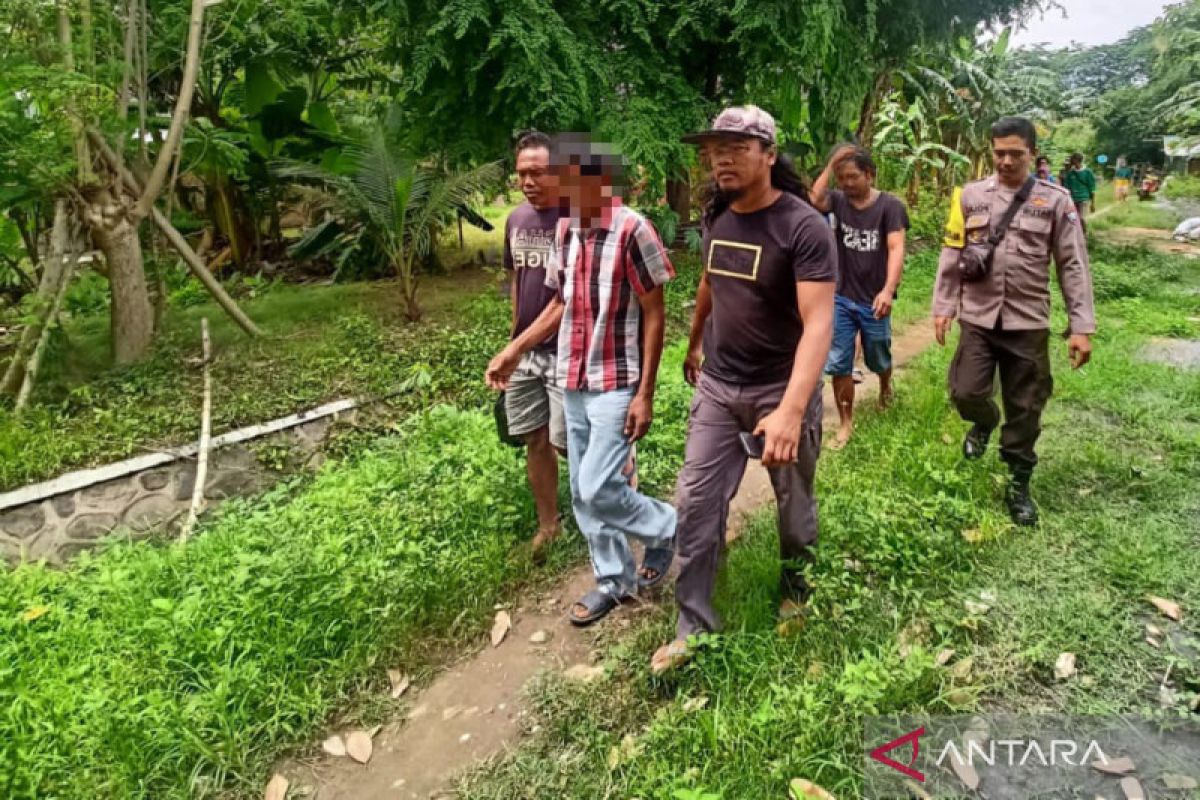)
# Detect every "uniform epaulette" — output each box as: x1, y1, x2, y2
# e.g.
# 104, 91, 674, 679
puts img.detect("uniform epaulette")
1037, 179, 1071, 198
